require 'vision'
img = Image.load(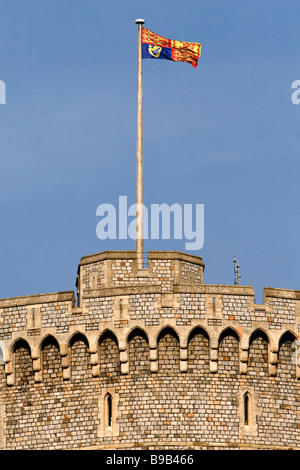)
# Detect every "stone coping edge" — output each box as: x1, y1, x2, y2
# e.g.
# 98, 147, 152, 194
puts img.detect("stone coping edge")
264, 287, 300, 300
83, 283, 255, 299
0, 291, 75, 308
78, 250, 205, 268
